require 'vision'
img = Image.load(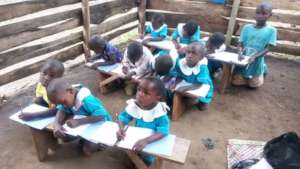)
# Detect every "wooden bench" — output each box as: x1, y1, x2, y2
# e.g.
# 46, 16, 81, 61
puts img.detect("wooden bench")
30, 124, 191, 169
